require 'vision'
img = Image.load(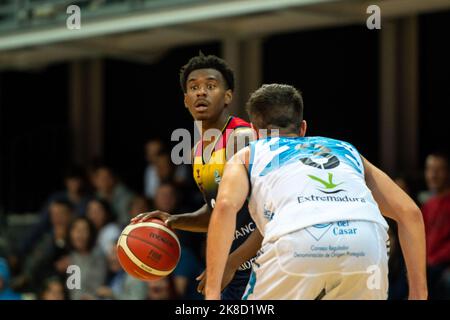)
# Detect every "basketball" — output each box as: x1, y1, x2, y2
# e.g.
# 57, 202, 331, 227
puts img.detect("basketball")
116, 218, 181, 281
